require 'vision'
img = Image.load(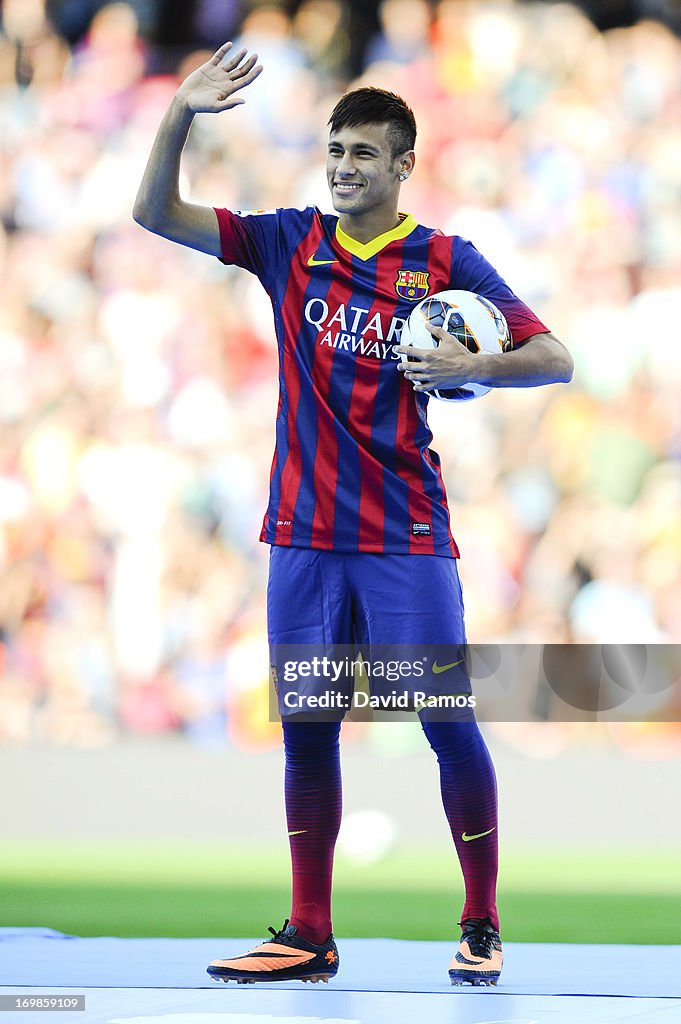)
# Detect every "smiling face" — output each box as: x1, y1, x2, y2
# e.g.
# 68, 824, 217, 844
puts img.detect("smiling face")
326, 122, 414, 239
